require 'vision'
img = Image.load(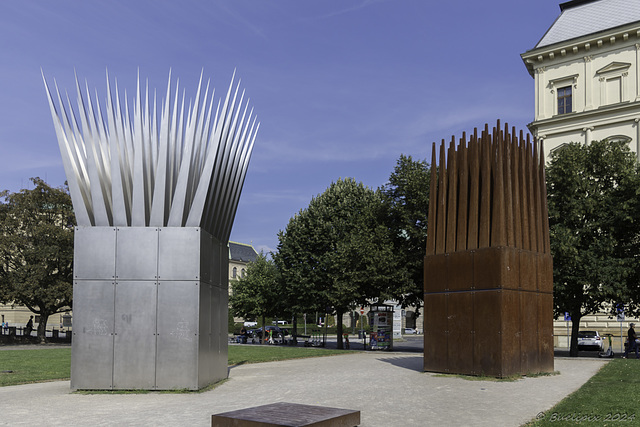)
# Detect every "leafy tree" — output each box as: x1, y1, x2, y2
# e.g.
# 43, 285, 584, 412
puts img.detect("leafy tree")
276, 178, 402, 349
379, 154, 430, 313
274, 208, 330, 341
229, 252, 281, 341
546, 140, 640, 356
0, 178, 75, 342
